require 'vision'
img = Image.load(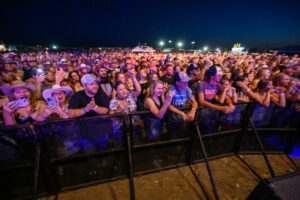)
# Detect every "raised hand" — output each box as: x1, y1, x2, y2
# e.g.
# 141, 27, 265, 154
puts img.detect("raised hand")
165, 90, 174, 103
33, 73, 46, 83
3, 101, 19, 113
